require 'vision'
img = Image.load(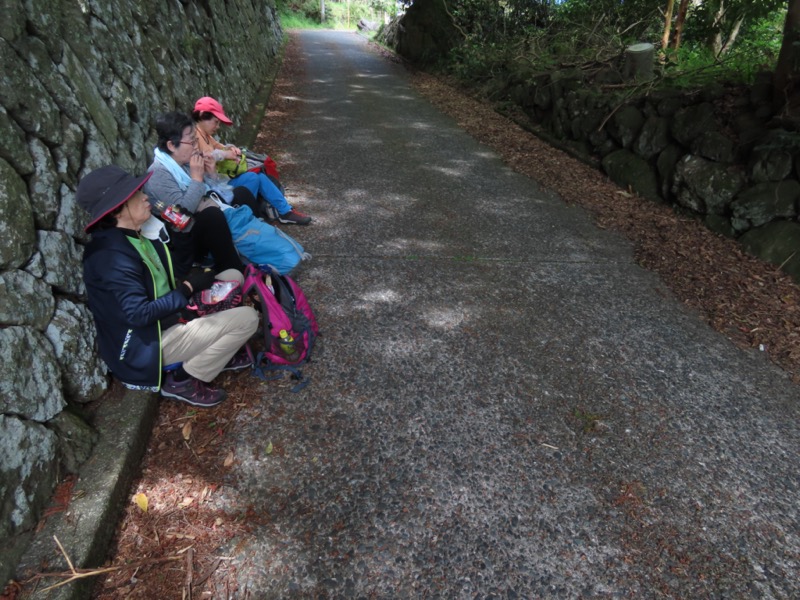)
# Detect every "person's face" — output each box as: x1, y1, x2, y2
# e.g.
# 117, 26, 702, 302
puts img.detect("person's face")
169, 126, 198, 165
198, 115, 221, 136
122, 190, 152, 228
